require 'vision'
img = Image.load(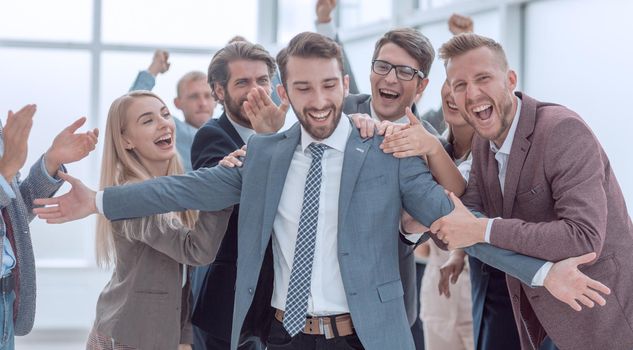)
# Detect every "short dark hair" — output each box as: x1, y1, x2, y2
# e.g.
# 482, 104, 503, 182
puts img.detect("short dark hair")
372, 28, 435, 78
276, 32, 344, 87
207, 41, 277, 101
